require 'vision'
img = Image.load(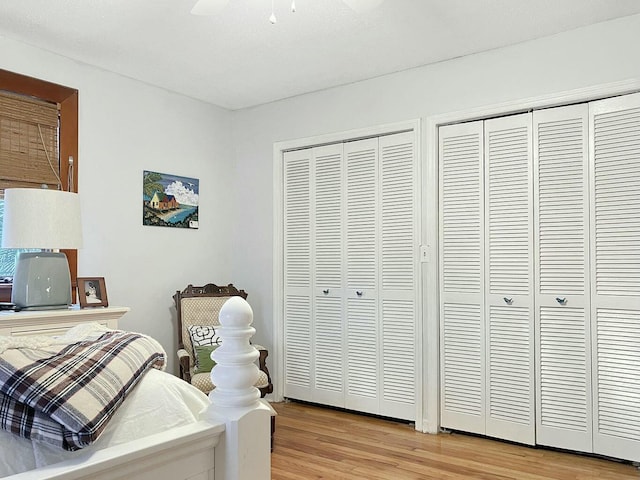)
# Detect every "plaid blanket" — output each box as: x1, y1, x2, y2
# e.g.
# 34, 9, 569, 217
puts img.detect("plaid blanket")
0, 328, 165, 451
